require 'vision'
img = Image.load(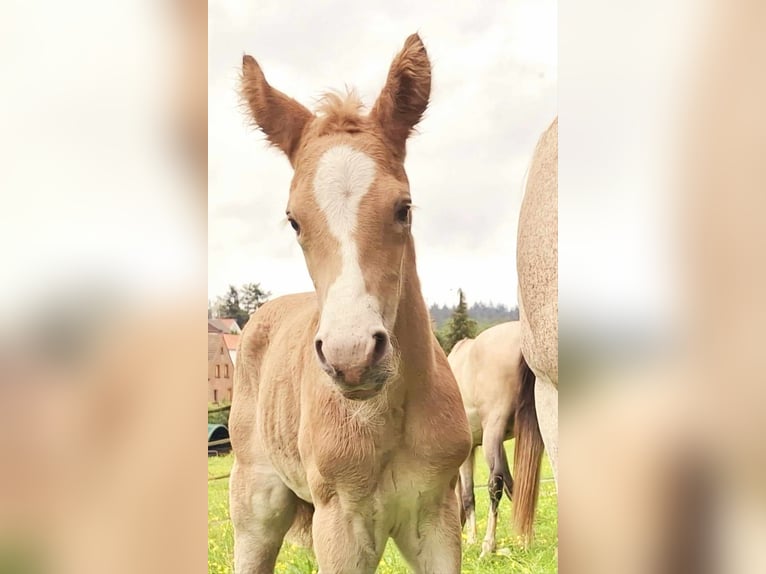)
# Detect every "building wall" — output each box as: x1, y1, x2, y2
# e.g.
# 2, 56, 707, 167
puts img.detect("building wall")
208, 333, 234, 403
